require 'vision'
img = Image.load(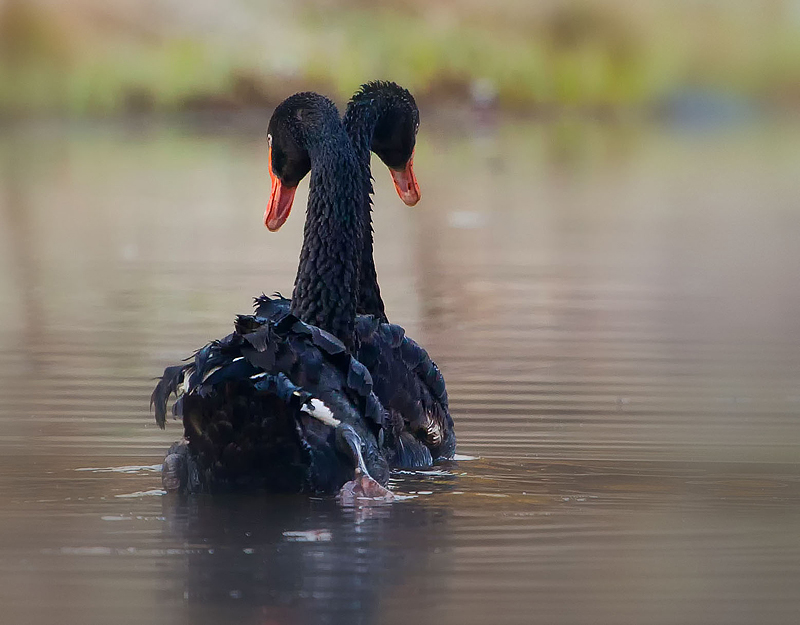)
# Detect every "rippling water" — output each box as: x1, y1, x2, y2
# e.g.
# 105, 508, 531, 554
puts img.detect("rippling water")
1, 114, 799, 625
